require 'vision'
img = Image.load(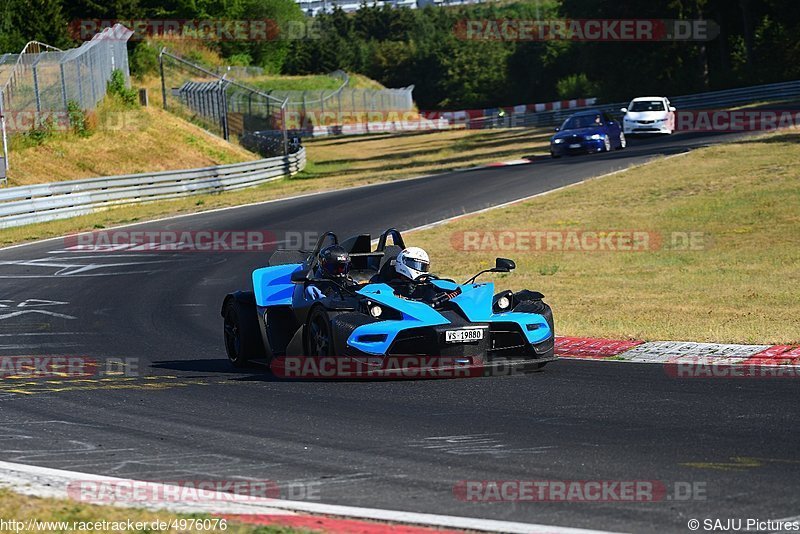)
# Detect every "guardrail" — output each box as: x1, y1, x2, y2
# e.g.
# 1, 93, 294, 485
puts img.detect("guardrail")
0, 148, 305, 229
472, 79, 800, 129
